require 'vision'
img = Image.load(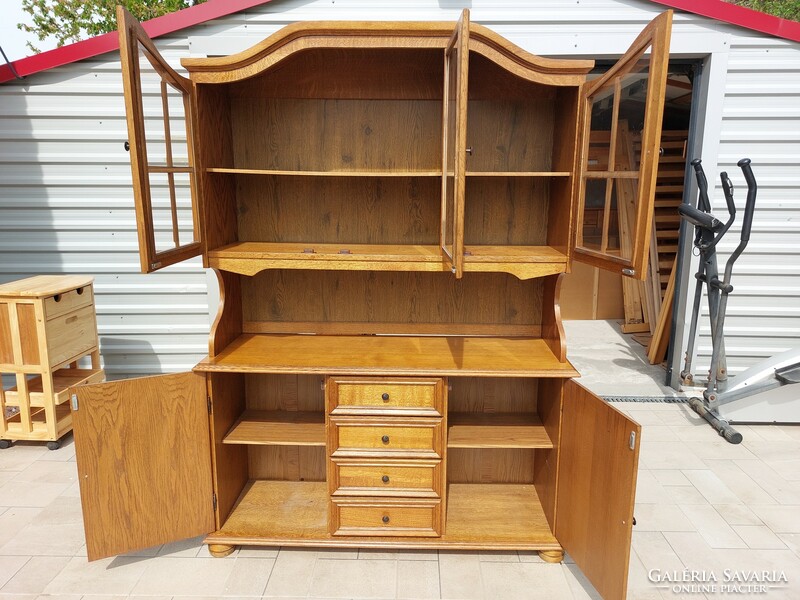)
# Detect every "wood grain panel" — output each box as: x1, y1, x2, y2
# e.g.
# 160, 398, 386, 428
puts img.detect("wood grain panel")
242, 271, 543, 331
542, 274, 567, 362
0, 302, 14, 364
228, 48, 443, 100
235, 175, 440, 246
448, 377, 537, 414
248, 445, 326, 481
329, 377, 443, 415
230, 98, 441, 171
330, 458, 442, 497
447, 448, 535, 484
44, 286, 93, 320
534, 378, 563, 530
45, 305, 96, 368
464, 178, 549, 245
223, 410, 325, 446
332, 497, 441, 537
556, 380, 640, 600
16, 304, 40, 366
72, 372, 214, 560
245, 374, 325, 412
209, 270, 242, 358
330, 416, 443, 458
447, 413, 552, 449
